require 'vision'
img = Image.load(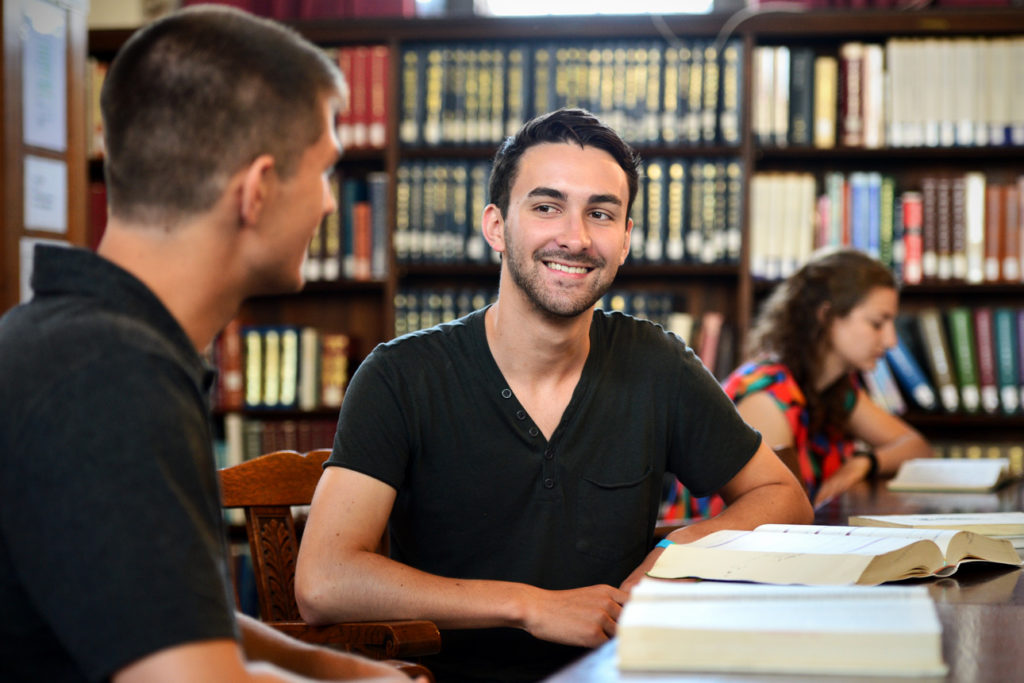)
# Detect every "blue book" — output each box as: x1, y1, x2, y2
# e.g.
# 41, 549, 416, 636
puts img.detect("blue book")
885, 335, 938, 411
